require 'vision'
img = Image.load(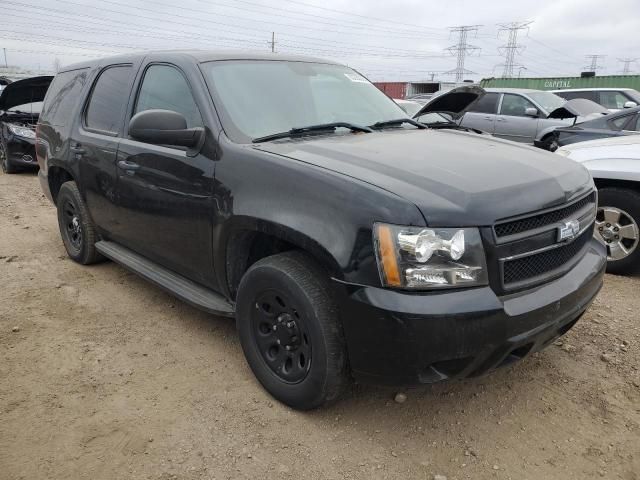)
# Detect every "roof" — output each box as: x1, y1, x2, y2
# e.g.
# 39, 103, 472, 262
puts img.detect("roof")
60, 50, 341, 73
484, 87, 549, 94
550, 87, 638, 92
